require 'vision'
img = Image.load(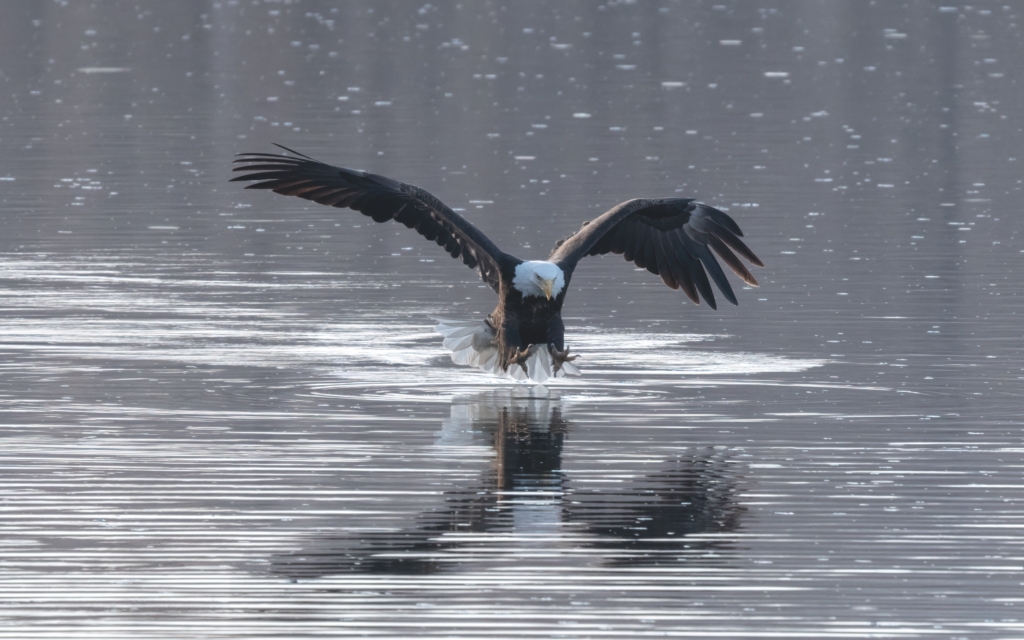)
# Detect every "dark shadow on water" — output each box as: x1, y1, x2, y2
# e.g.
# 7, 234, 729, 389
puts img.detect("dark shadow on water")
272, 389, 745, 578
